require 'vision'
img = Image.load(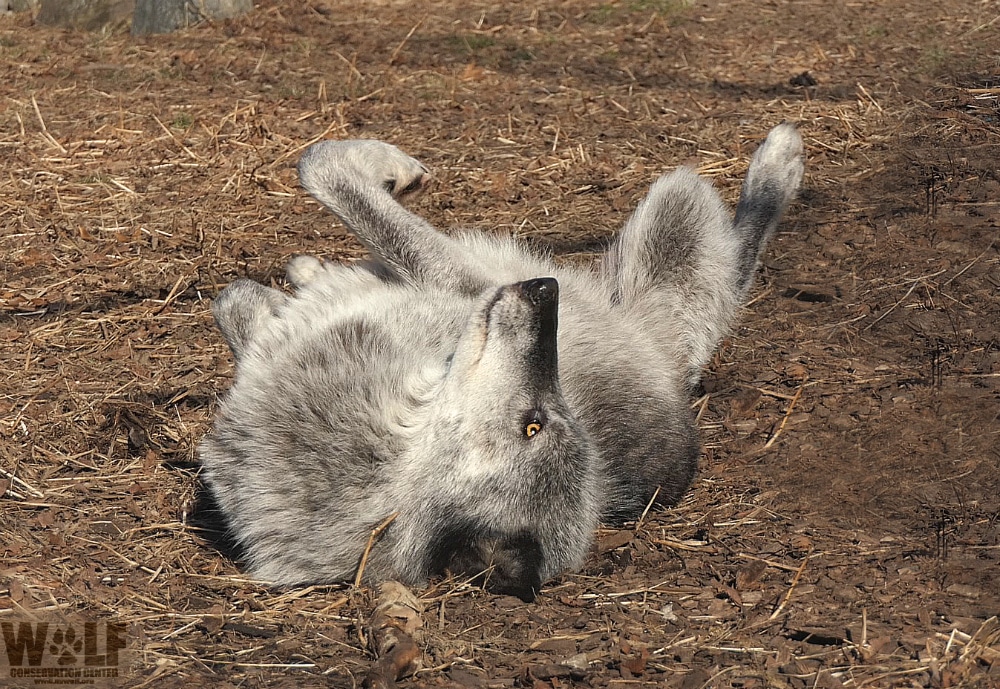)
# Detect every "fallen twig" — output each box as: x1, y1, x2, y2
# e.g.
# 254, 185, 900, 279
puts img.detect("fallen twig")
355, 512, 399, 588
769, 552, 812, 620
763, 381, 806, 449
